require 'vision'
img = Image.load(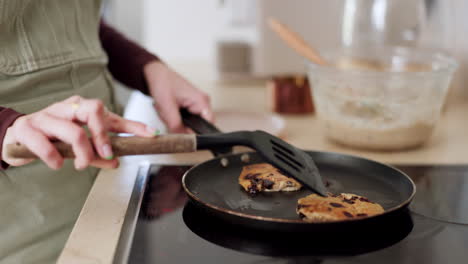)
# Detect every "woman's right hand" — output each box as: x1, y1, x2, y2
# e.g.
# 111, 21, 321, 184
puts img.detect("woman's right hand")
1, 96, 158, 170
